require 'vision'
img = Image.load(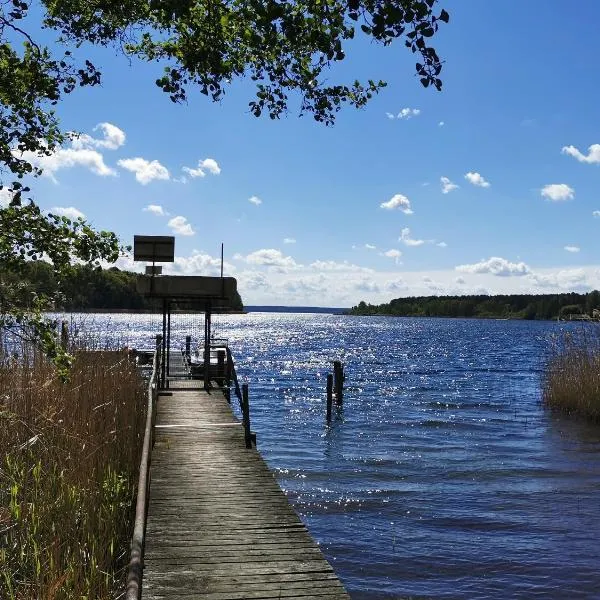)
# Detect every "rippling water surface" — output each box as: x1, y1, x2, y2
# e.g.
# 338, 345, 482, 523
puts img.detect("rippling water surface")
84, 313, 600, 599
